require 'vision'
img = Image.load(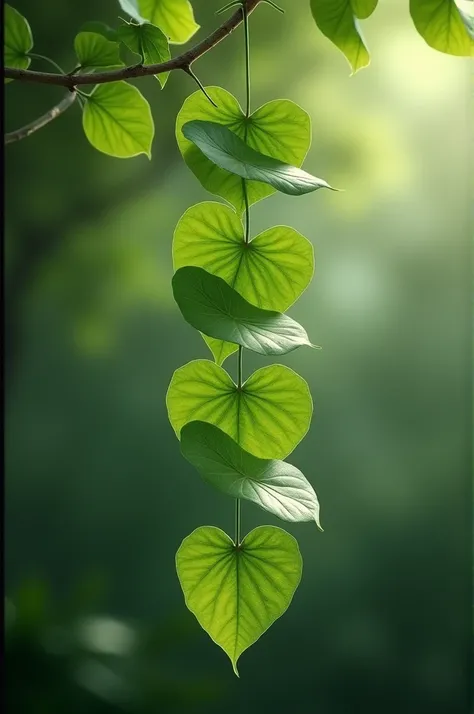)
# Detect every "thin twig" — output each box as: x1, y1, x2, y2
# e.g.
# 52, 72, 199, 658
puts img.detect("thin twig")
3, 0, 262, 87
5, 91, 77, 145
